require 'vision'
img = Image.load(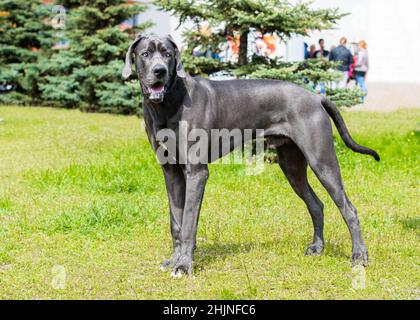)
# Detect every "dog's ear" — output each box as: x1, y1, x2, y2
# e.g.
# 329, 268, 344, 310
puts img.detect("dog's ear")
166, 35, 186, 78
122, 34, 145, 79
